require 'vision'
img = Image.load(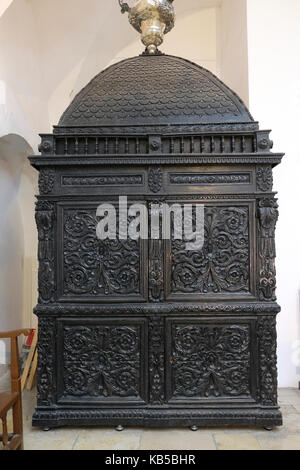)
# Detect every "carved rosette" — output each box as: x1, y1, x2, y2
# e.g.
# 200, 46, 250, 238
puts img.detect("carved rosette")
39, 169, 55, 195
257, 316, 278, 406
35, 201, 56, 303
148, 167, 163, 193
257, 198, 279, 301
256, 166, 273, 192
149, 317, 165, 404
37, 317, 56, 406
